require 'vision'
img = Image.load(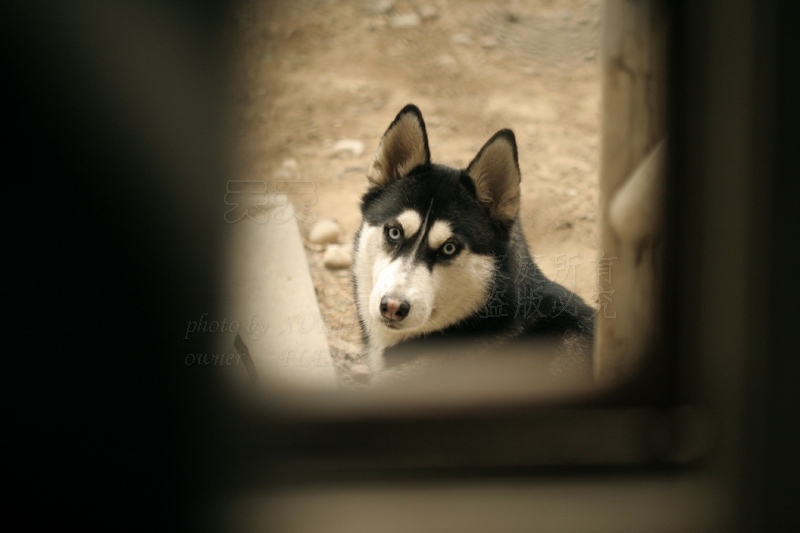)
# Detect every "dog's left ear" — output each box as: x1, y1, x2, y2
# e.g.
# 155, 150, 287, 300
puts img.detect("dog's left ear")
367, 104, 431, 187
466, 130, 521, 224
